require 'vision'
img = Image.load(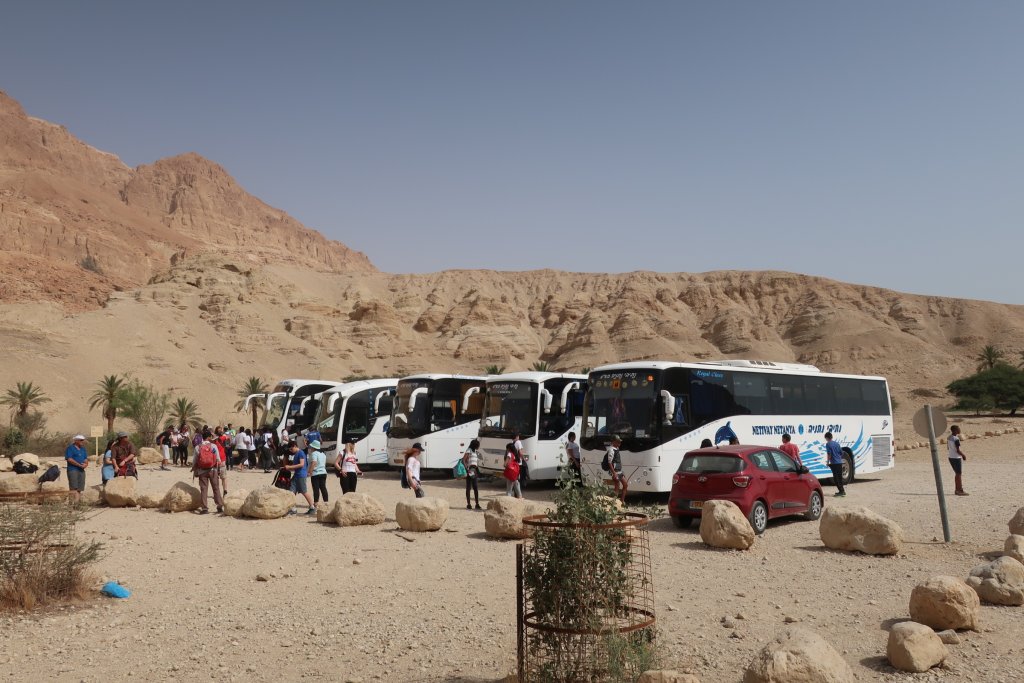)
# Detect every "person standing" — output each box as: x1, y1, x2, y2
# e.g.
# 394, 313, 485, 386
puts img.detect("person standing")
284, 441, 316, 514
308, 440, 329, 505
404, 443, 425, 498
64, 435, 89, 503
947, 425, 969, 496
156, 425, 172, 471
463, 439, 482, 510
176, 425, 190, 467
243, 428, 257, 469
335, 441, 362, 494
779, 433, 801, 465
193, 432, 224, 514
824, 432, 846, 497
223, 426, 236, 470
100, 438, 116, 486
111, 432, 138, 478
605, 436, 627, 502
513, 432, 528, 484
565, 432, 582, 485
503, 442, 522, 499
